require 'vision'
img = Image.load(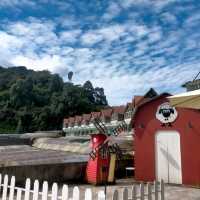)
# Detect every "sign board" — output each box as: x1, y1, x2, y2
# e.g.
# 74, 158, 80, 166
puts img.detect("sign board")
156, 102, 178, 124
